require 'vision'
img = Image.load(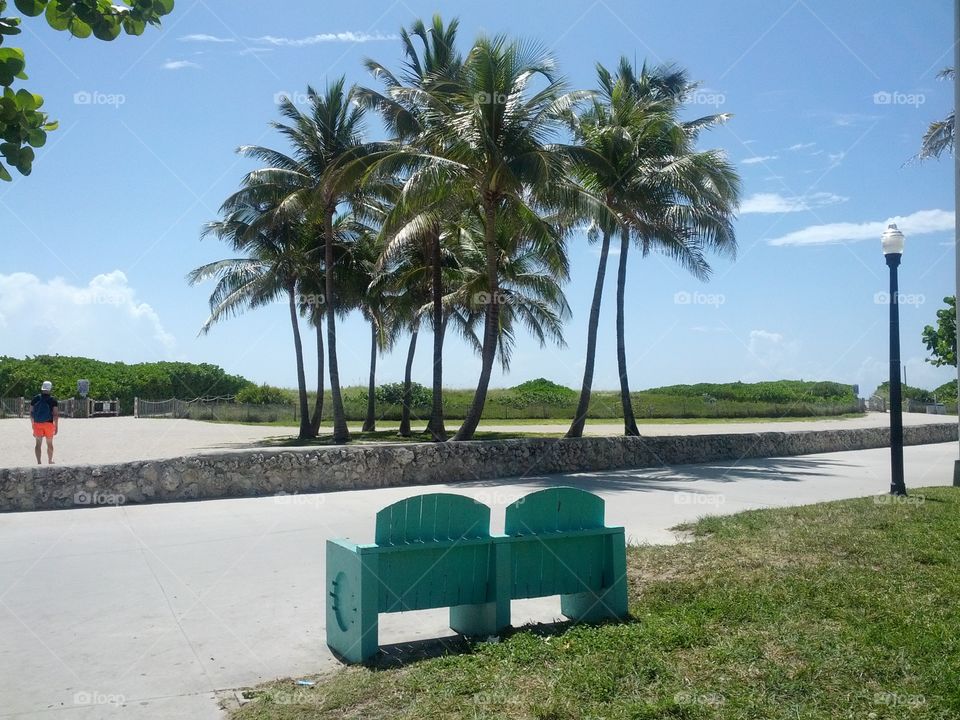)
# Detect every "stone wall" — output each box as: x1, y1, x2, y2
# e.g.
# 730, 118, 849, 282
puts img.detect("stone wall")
1, 423, 956, 512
